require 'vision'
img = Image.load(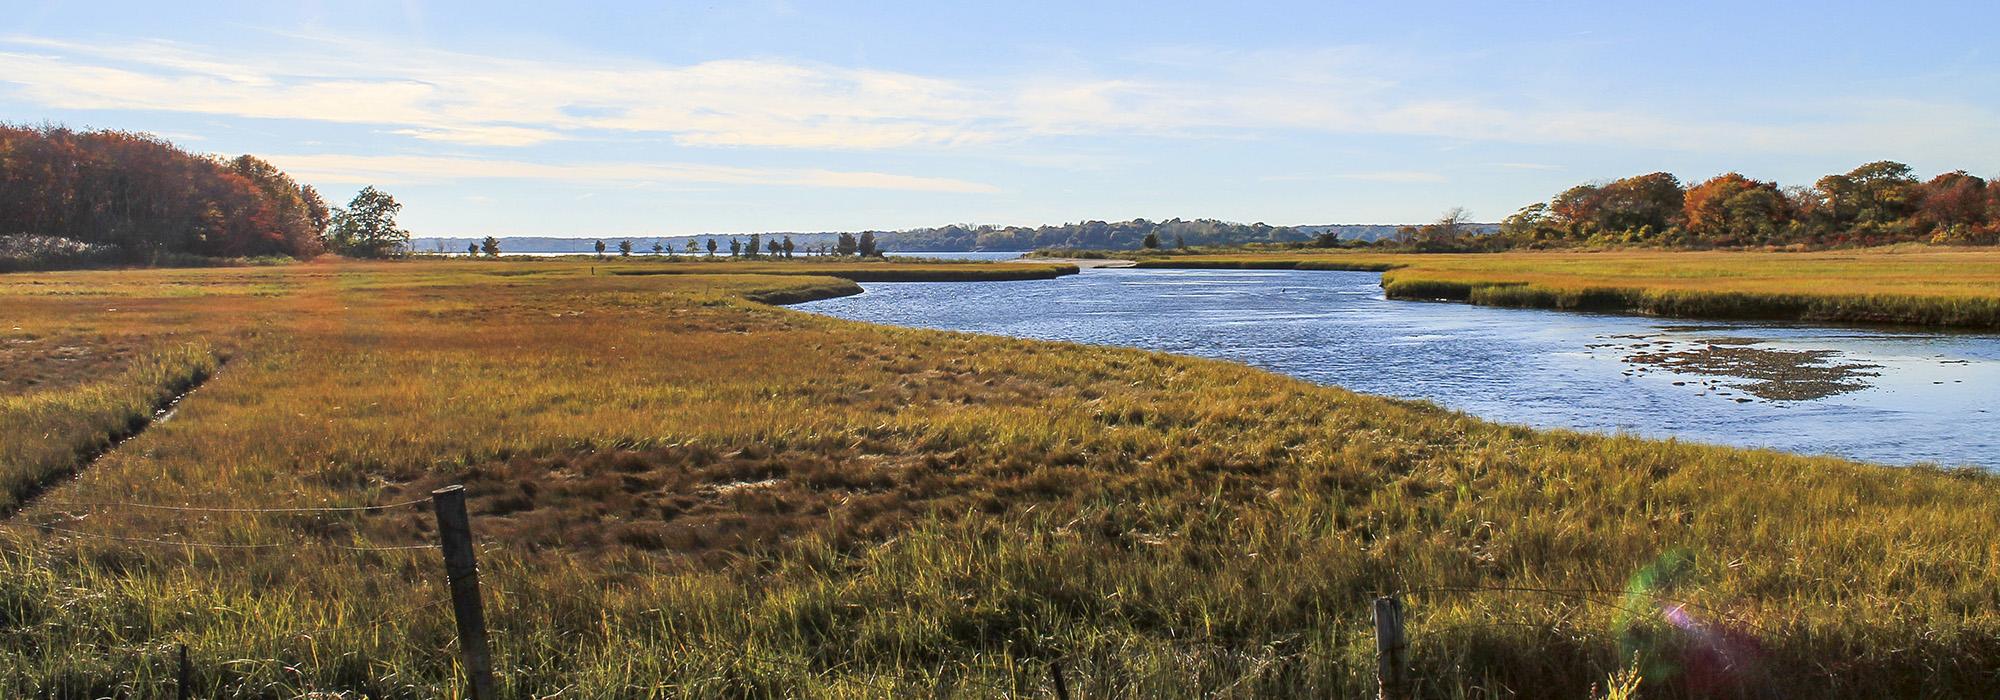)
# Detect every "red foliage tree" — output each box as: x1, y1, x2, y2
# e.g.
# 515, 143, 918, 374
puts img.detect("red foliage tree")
0, 124, 325, 259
